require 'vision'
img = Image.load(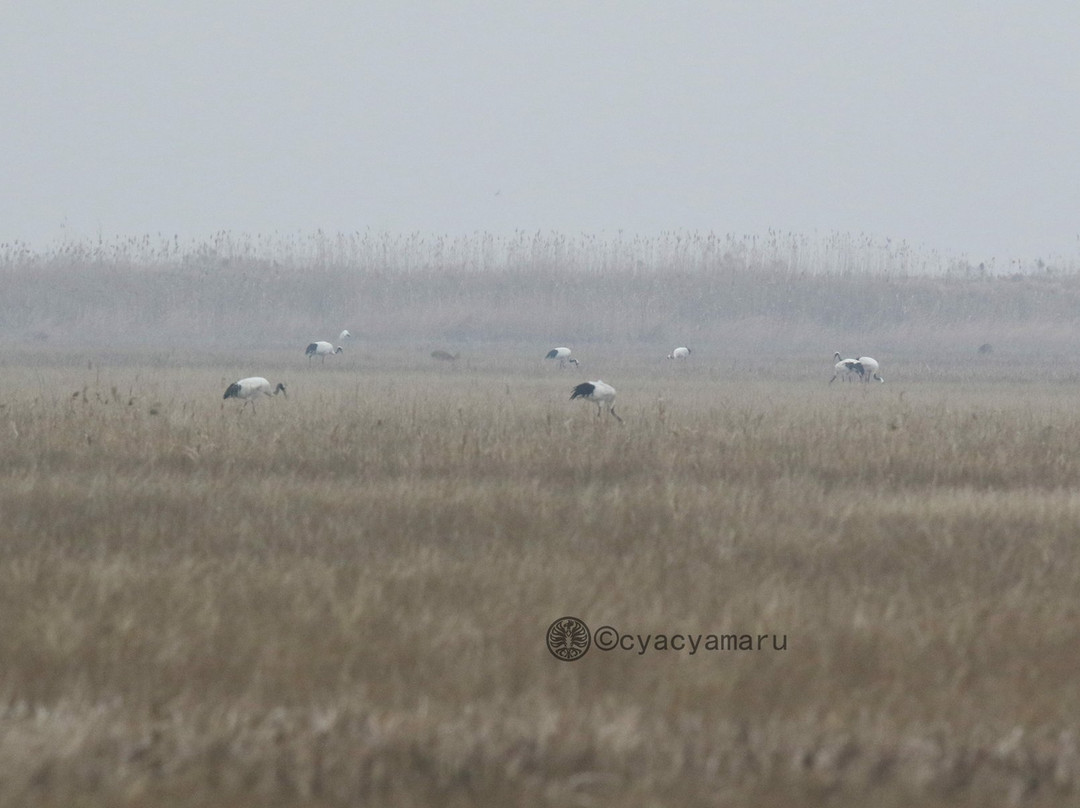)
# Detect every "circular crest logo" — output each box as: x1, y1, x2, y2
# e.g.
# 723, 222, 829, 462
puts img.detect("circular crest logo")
546, 616, 591, 661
